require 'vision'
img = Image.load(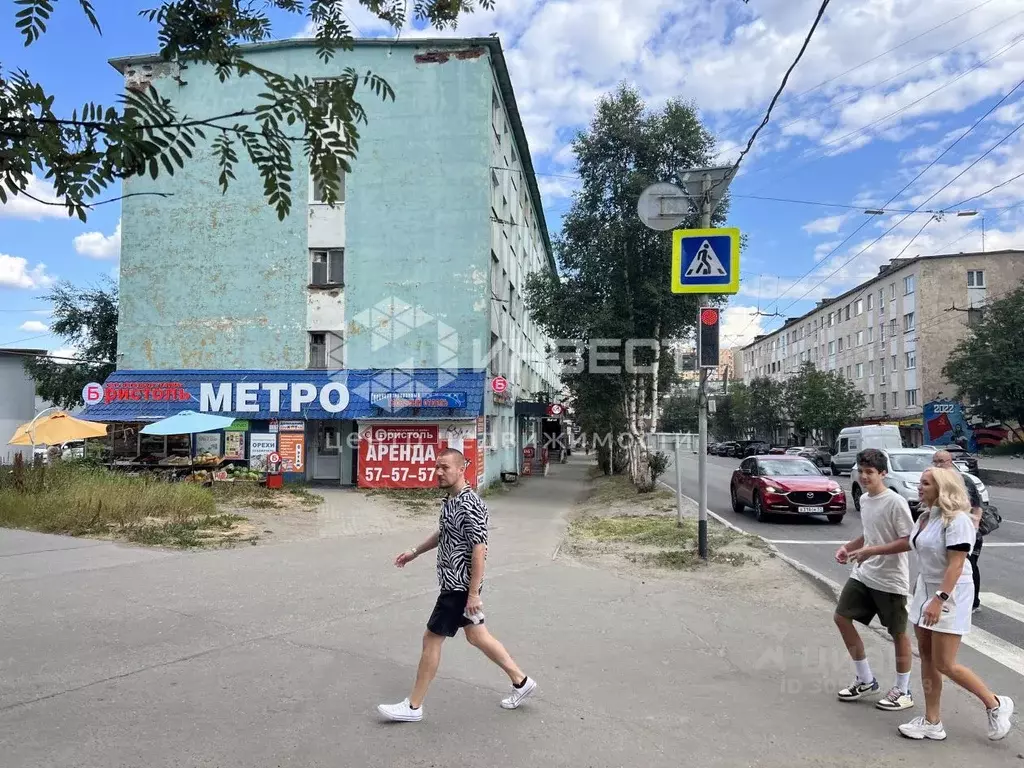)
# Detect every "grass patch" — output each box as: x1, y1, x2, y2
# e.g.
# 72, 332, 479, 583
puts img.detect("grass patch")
0, 461, 251, 548
585, 474, 674, 508
211, 482, 323, 509
362, 487, 442, 515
